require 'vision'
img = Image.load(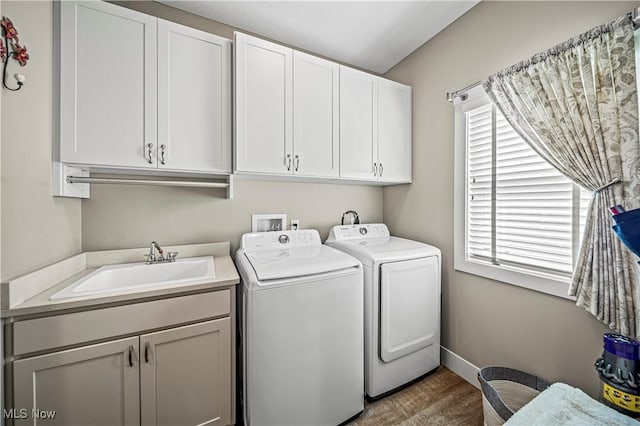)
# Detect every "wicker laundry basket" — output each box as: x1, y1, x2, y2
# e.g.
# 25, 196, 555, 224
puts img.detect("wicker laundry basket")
478, 366, 551, 426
